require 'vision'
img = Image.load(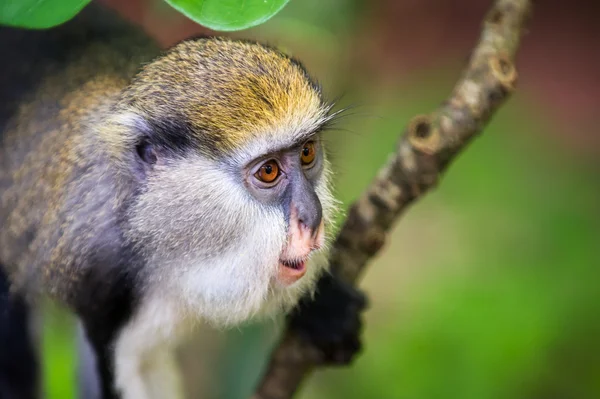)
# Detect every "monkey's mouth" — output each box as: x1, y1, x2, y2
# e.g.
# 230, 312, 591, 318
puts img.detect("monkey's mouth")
280, 258, 306, 270
277, 258, 307, 286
